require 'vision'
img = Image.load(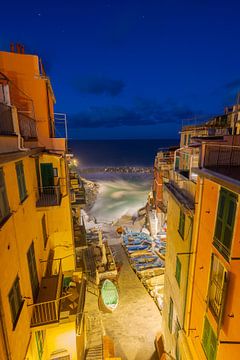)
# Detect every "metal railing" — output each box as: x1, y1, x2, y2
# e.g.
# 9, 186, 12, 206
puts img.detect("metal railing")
30, 259, 63, 327
18, 112, 37, 139
203, 144, 240, 168
36, 185, 61, 207
53, 112, 68, 139
0, 102, 15, 135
